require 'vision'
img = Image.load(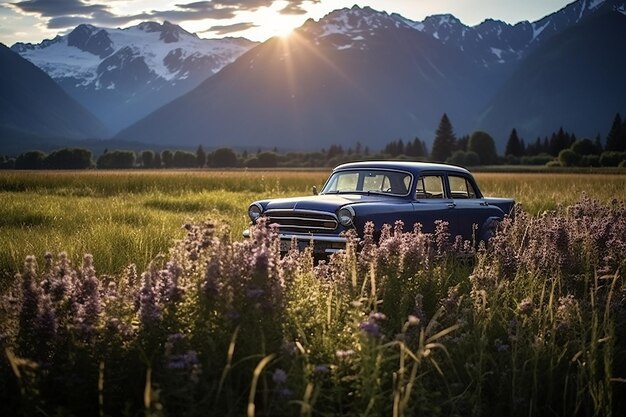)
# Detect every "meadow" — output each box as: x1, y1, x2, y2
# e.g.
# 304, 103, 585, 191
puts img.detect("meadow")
0, 169, 625, 416
0, 170, 624, 279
